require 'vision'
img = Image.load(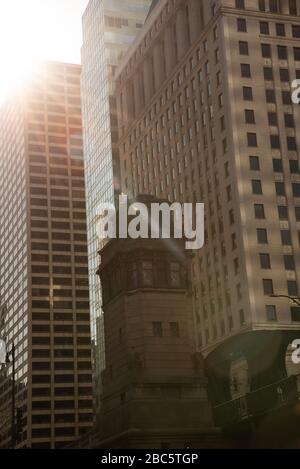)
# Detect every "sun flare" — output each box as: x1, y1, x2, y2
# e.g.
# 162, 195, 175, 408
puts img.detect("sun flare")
0, 2, 43, 103
0, 0, 86, 105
